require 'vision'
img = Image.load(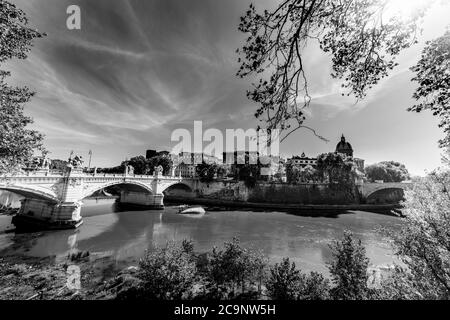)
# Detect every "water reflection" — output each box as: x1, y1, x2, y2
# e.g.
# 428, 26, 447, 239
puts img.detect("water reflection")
0, 191, 22, 208
0, 198, 402, 274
